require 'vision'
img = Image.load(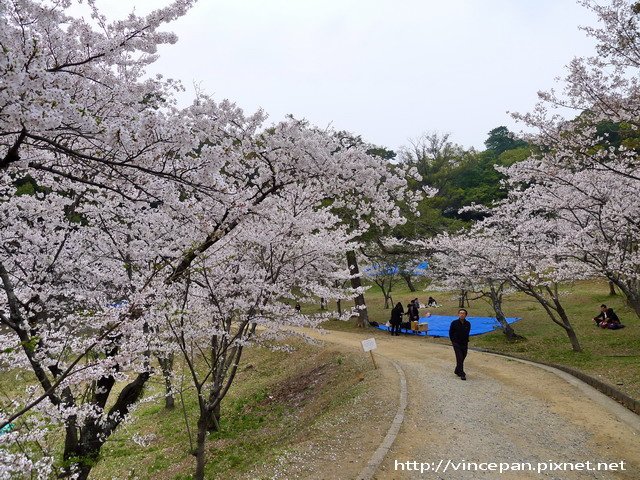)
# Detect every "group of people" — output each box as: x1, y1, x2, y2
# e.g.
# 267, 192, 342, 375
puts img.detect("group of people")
593, 304, 625, 330
389, 298, 421, 335
386, 302, 626, 384
388, 297, 441, 335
